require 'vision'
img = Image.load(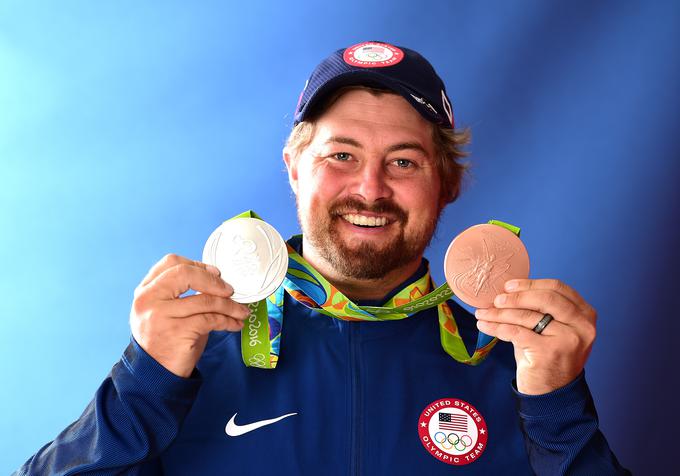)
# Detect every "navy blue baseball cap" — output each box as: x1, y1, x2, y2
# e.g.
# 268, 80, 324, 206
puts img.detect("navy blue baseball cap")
294, 41, 455, 129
